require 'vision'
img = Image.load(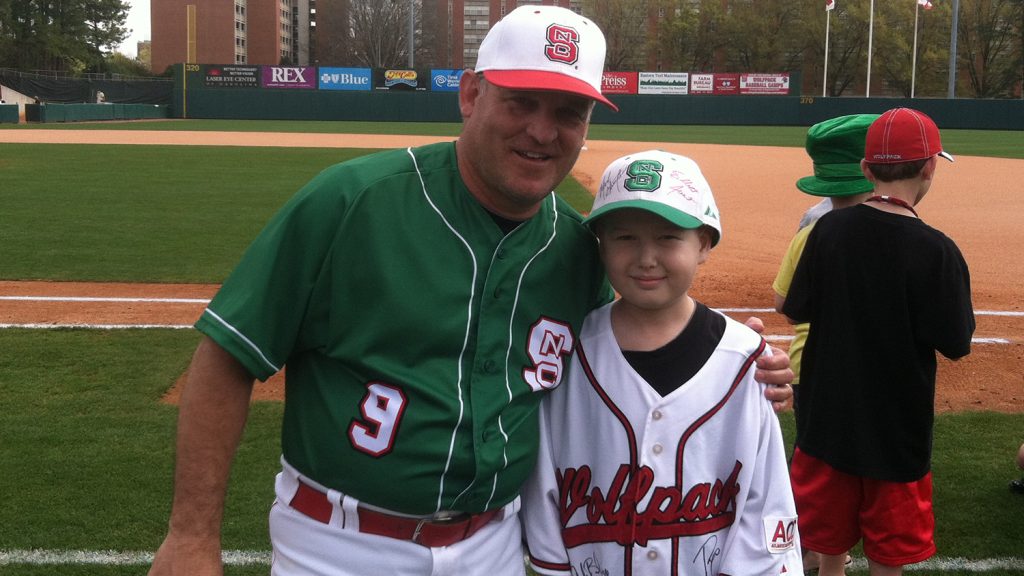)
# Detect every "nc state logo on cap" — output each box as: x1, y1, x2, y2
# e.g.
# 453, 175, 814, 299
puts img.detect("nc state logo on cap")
545, 24, 580, 65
